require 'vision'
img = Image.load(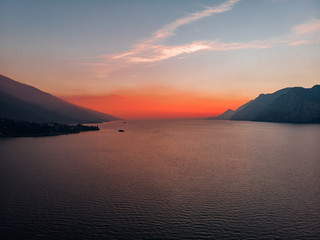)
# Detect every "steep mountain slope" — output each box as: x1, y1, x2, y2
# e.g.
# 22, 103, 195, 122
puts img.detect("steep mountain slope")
207, 109, 234, 120
210, 85, 320, 123
207, 100, 254, 120
231, 87, 291, 121
253, 85, 320, 123
0, 74, 119, 123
